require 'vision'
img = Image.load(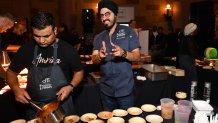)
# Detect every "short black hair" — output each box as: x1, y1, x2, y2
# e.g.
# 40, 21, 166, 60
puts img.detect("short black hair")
31, 11, 56, 30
